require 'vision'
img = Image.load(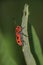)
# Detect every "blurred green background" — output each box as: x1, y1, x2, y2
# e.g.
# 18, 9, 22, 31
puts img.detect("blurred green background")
0, 0, 43, 65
